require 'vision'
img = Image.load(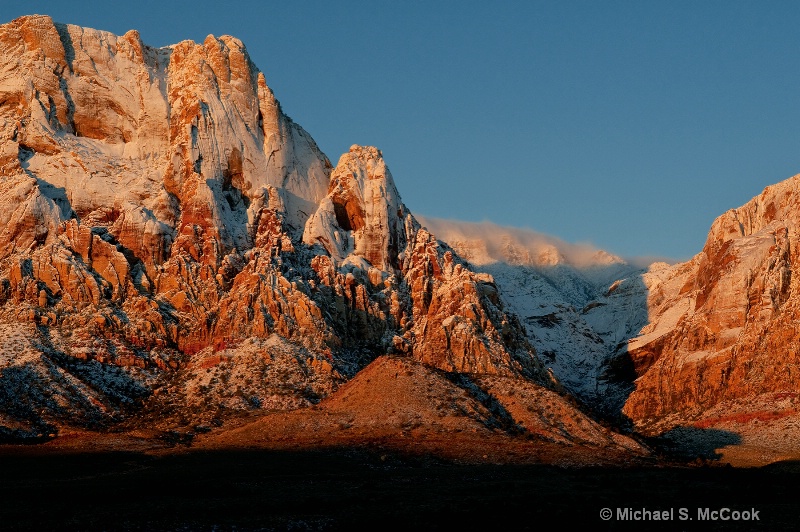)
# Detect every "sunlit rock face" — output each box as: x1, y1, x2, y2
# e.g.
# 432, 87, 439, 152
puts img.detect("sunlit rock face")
304, 145, 407, 272
304, 145, 542, 376
622, 174, 800, 432
0, 15, 544, 434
